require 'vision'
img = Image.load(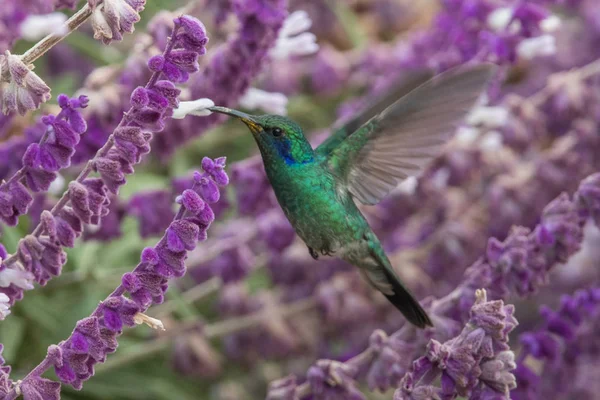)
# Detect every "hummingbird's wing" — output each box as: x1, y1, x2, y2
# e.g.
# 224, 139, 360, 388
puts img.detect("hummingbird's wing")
327, 64, 496, 205
316, 70, 433, 157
